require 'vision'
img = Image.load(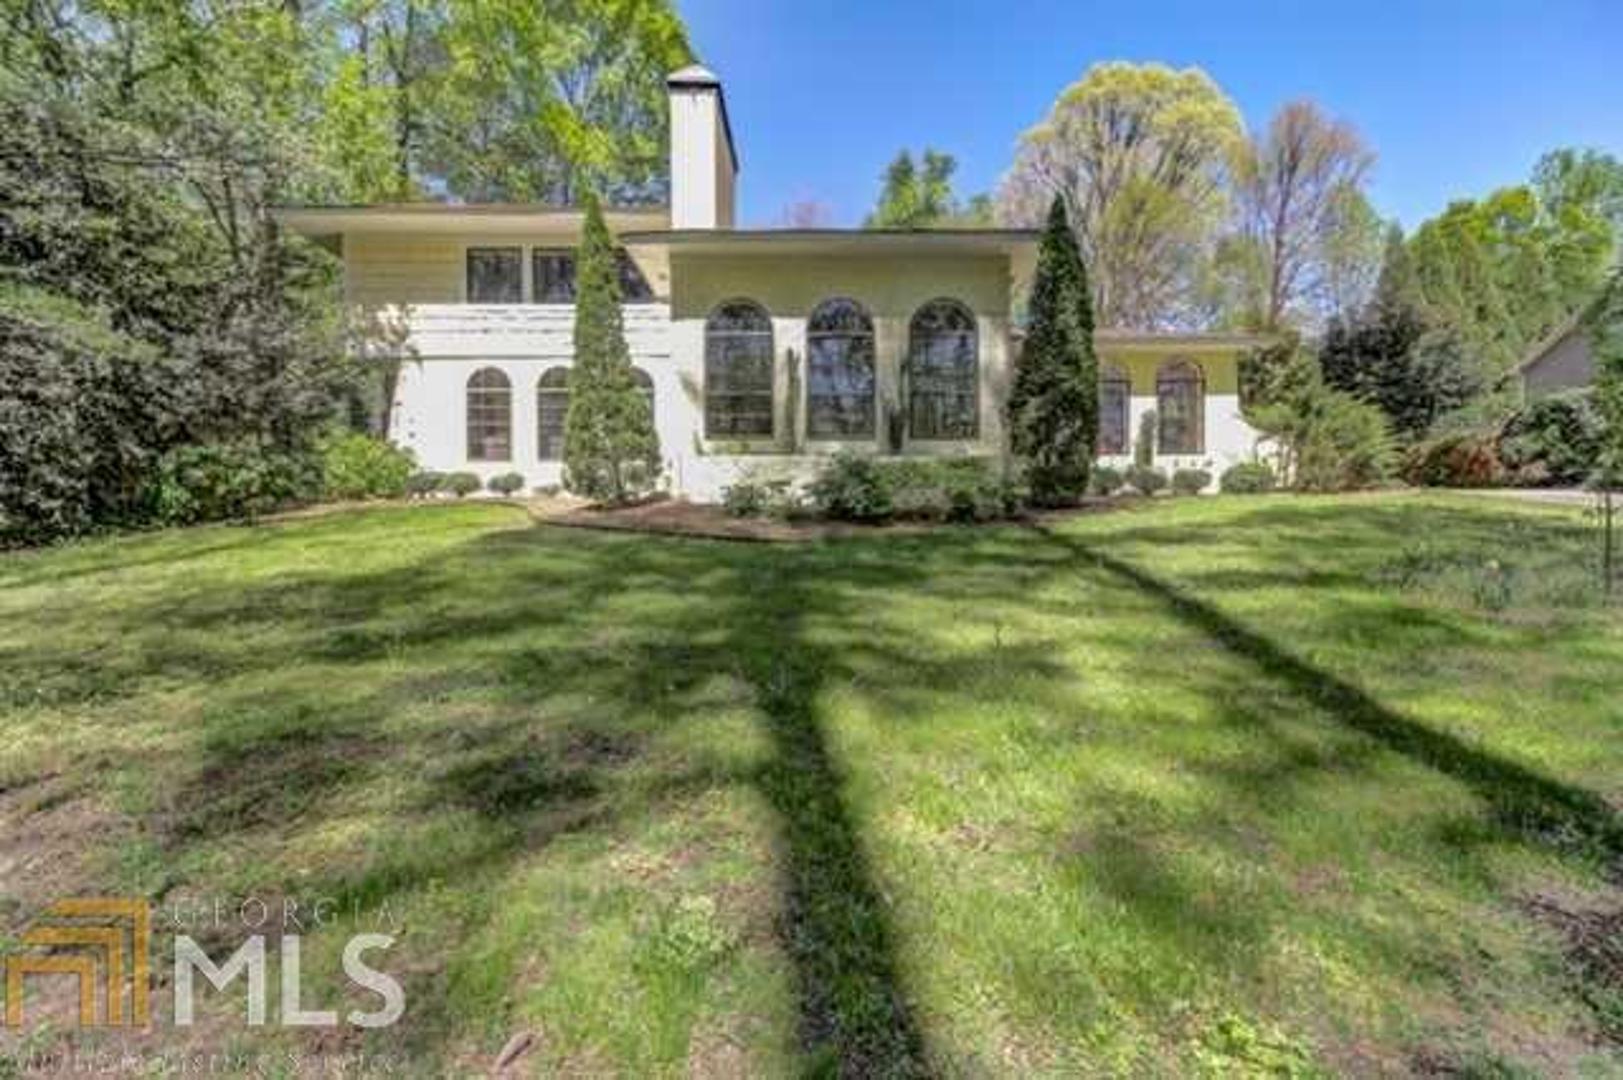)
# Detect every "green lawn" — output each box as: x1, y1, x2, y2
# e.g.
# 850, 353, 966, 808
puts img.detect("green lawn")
1, 494, 1620, 1076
